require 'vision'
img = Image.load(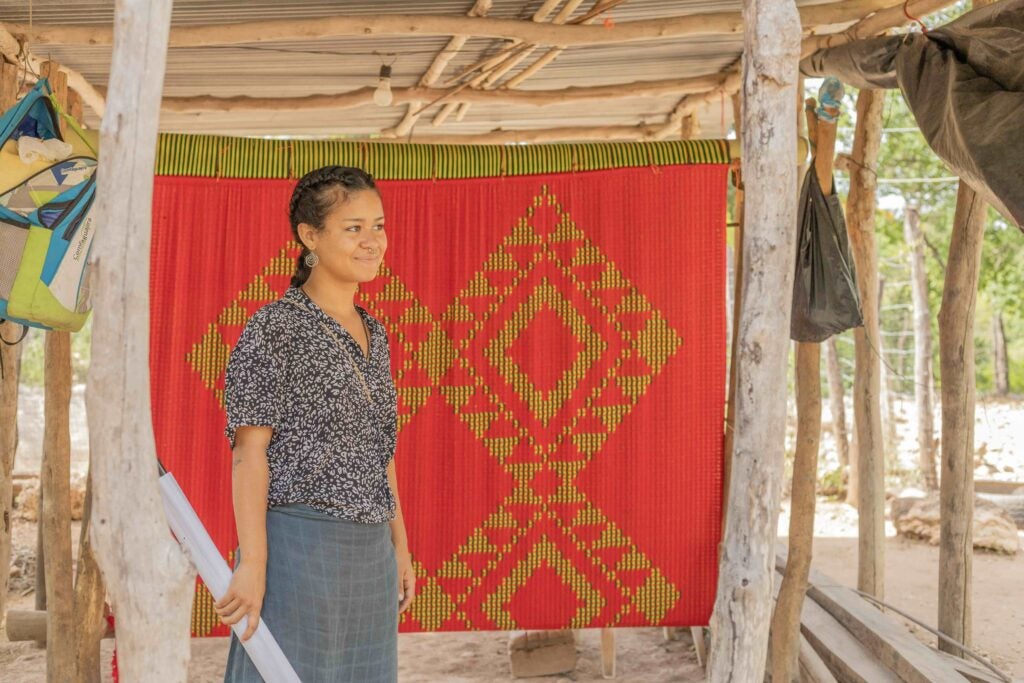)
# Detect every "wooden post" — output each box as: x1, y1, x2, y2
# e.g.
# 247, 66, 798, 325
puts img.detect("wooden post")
74, 470, 107, 683
38, 60, 77, 683
0, 60, 22, 632
722, 92, 744, 530
991, 311, 1008, 396
824, 338, 850, 479
706, 0, 801, 676
903, 203, 937, 489
71, 83, 109, 681
845, 88, 885, 599
86, 1, 195, 680
770, 93, 838, 683
937, 182, 986, 656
